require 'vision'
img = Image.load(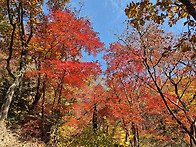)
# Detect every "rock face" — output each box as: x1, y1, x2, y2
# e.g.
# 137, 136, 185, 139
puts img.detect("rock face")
0, 122, 45, 147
